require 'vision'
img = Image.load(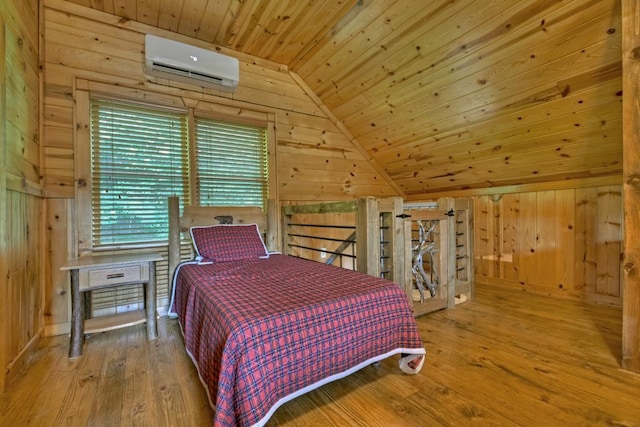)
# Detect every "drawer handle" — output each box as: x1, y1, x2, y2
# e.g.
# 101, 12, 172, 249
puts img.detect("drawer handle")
106, 273, 125, 279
